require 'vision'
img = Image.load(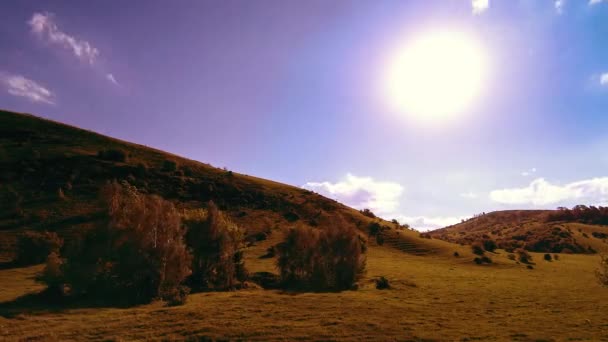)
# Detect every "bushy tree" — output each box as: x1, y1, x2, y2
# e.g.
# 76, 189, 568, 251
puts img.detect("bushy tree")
45, 181, 192, 304
277, 217, 366, 291
184, 201, 247, 290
